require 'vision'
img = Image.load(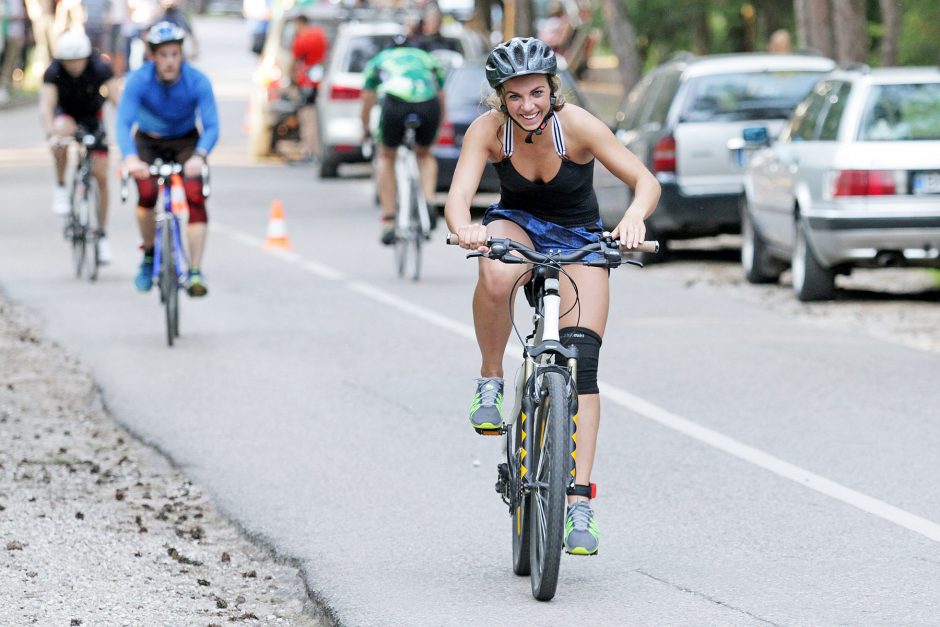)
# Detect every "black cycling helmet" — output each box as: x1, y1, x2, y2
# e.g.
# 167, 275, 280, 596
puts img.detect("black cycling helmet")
485, 37, 557, 89
147, 20, 186, 50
